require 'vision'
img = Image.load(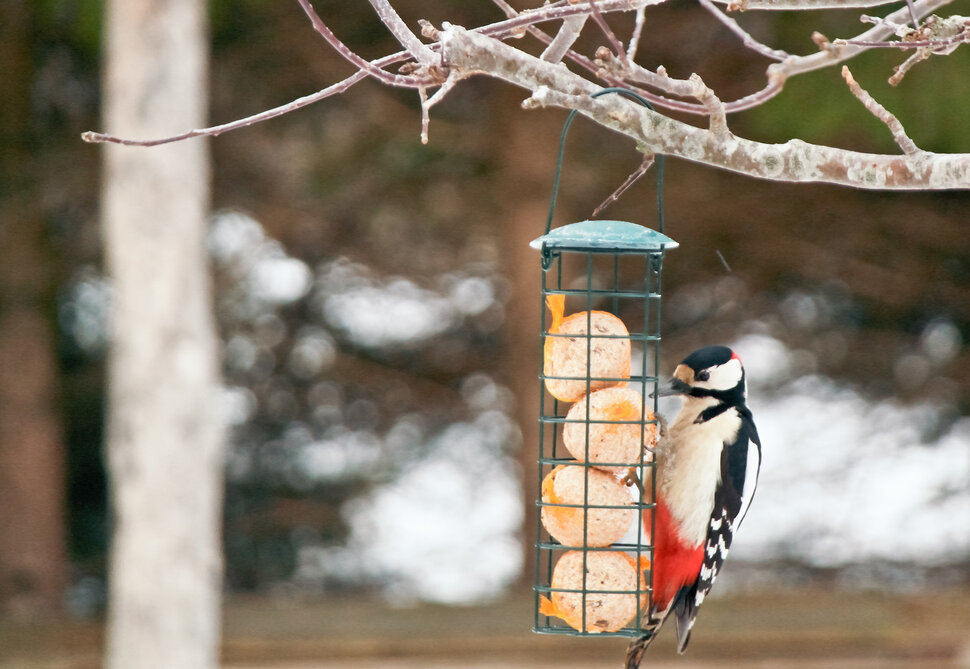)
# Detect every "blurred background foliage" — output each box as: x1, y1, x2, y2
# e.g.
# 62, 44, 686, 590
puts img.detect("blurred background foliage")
2, 0, 969, 618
